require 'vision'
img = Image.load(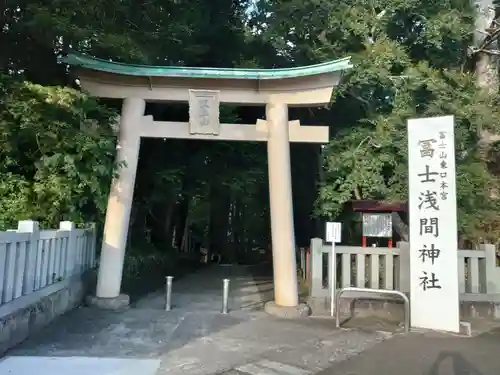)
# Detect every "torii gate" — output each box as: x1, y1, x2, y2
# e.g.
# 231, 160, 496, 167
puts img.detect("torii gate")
63, 53, 352, 317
